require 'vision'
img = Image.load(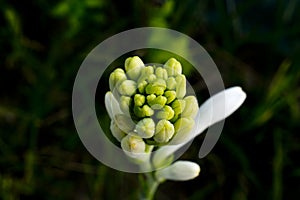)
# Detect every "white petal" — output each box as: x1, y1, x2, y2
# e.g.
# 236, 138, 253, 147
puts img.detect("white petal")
155, 161, 200, 182
105, 92, 122, 119
187, 86, 246, 141
153, 87, 246, 163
